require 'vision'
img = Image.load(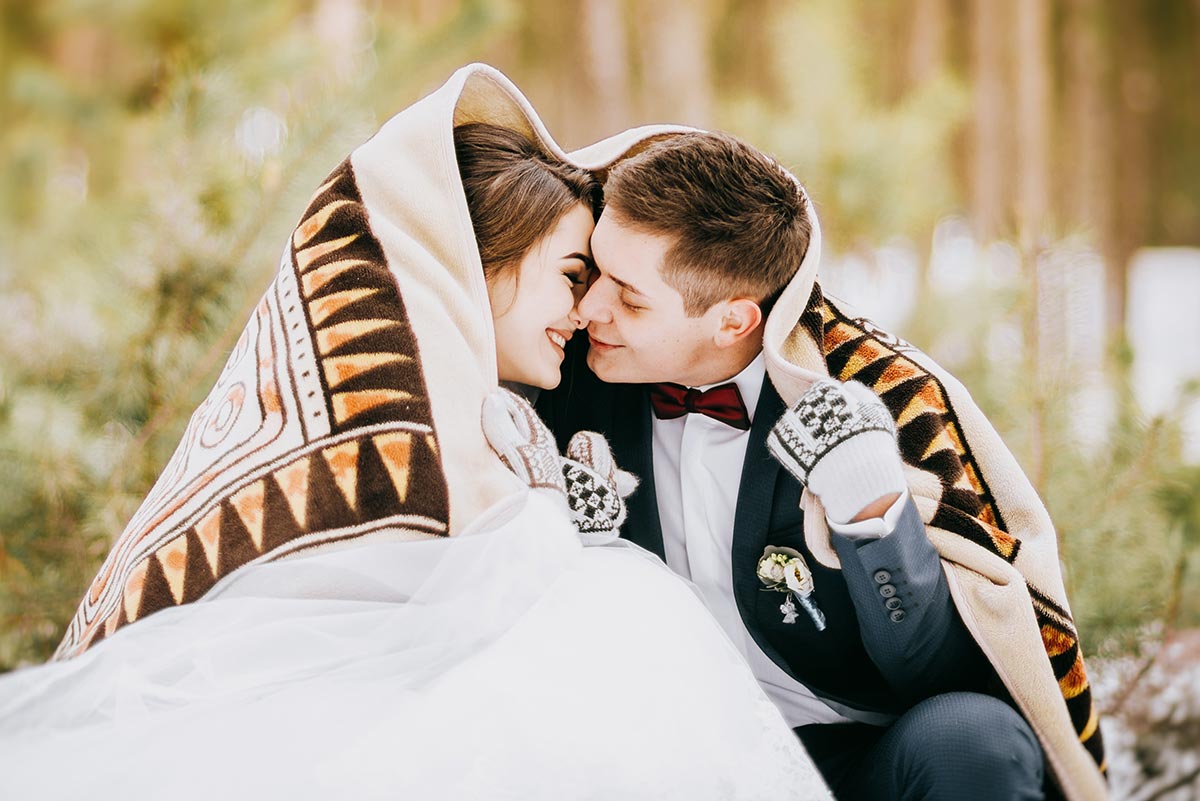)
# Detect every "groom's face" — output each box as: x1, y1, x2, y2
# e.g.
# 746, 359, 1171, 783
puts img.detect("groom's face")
577, 210, 725, 386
